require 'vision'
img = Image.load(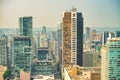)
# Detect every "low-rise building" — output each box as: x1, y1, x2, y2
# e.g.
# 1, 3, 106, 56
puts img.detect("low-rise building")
32, 75, 54, 80
20, 70, 30, 80
64, 66, 100, 80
